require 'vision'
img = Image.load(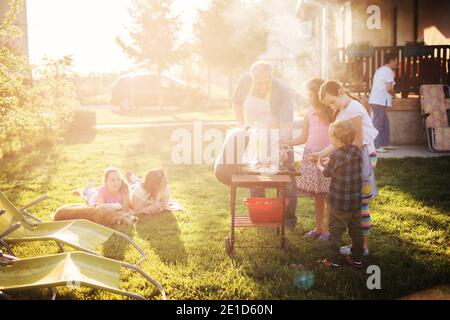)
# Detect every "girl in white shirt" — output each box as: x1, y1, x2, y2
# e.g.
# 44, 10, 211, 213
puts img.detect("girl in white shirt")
130, 168, 170, 215
311, 80, 379, 257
